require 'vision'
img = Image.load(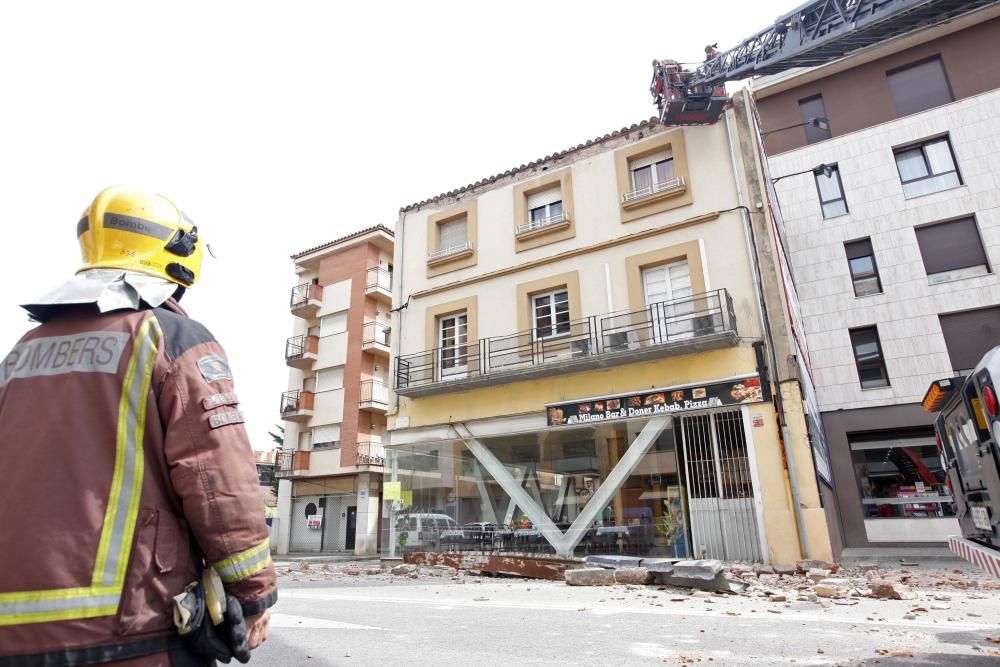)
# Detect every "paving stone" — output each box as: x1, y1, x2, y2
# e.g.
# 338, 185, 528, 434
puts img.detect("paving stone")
565, 568, 616, 586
